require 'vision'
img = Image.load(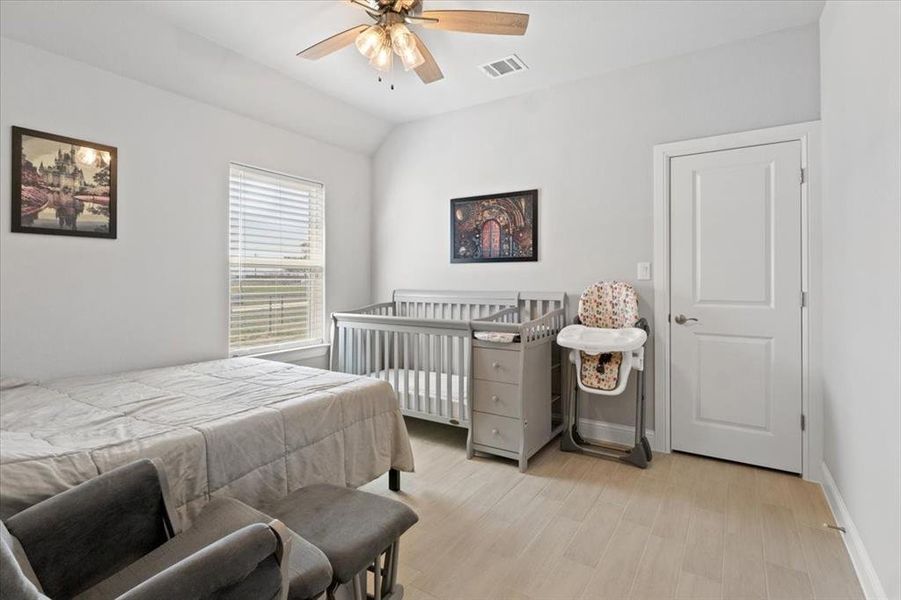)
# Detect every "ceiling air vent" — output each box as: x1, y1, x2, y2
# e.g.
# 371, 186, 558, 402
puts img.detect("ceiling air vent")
480, 54, 528, 79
